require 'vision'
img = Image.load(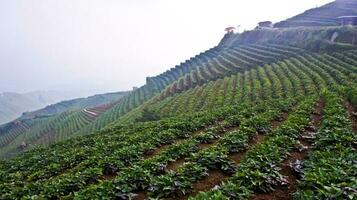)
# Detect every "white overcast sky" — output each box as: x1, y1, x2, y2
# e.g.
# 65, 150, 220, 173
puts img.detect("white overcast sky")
0, 0, 333, 94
